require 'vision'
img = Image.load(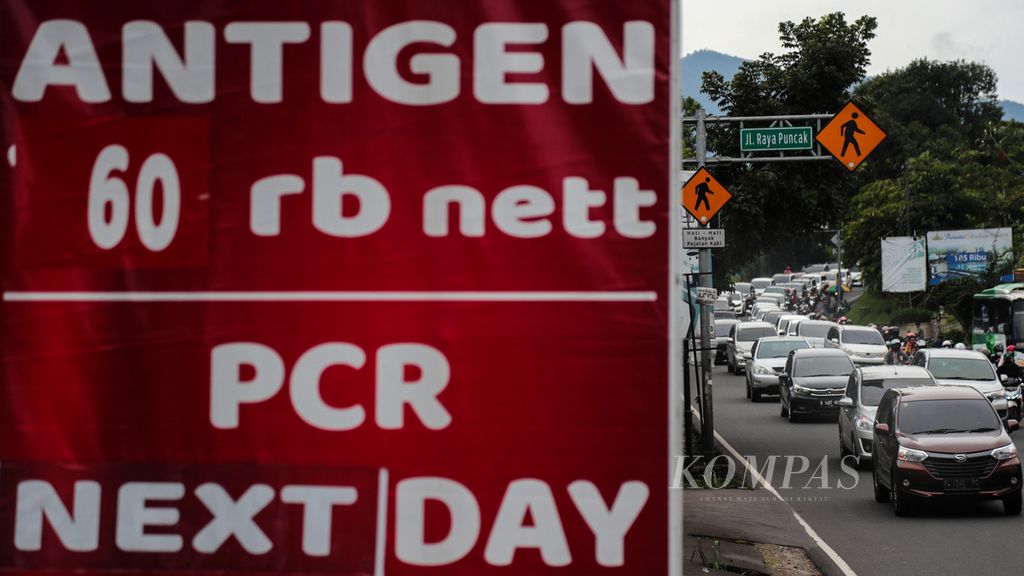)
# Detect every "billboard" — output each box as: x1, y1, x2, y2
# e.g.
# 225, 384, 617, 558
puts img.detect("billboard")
880, 236, 927, 293
926, 228, 1014, 285
0, 2, 679, 575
